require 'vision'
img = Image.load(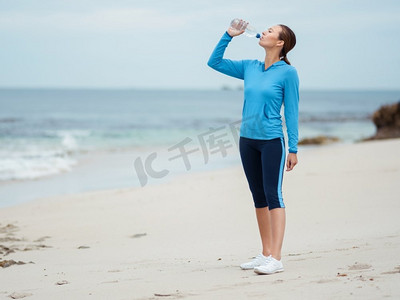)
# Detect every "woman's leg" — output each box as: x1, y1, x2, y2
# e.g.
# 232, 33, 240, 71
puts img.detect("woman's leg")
269, 208, 285, 260
260, 138, 286, 261
255, 207, 272, 257
239, 137, 272, 256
